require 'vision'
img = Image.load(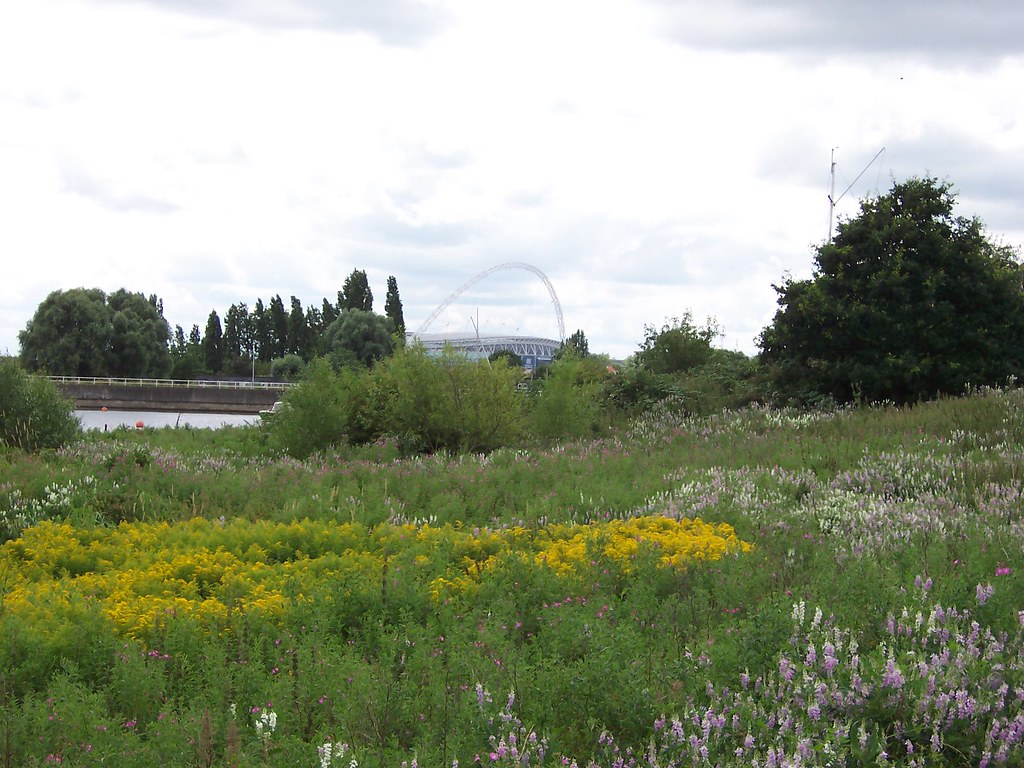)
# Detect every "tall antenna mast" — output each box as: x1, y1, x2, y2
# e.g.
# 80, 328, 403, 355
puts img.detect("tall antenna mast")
827, 146, 886, 243
827, 147, 838, 243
